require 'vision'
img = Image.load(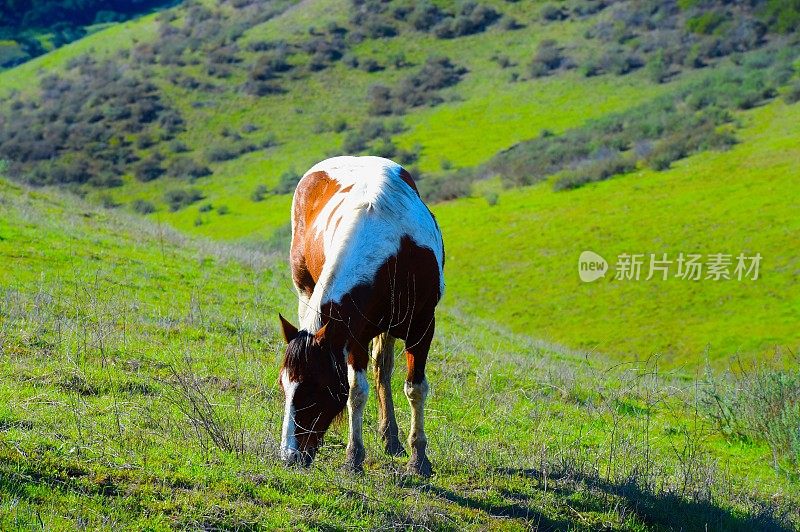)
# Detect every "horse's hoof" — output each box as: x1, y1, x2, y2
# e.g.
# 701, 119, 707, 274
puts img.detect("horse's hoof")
343, 446, 365, 473
342, 461, 364, 474
384, 439, 407, 457
407, 451, 433, 477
